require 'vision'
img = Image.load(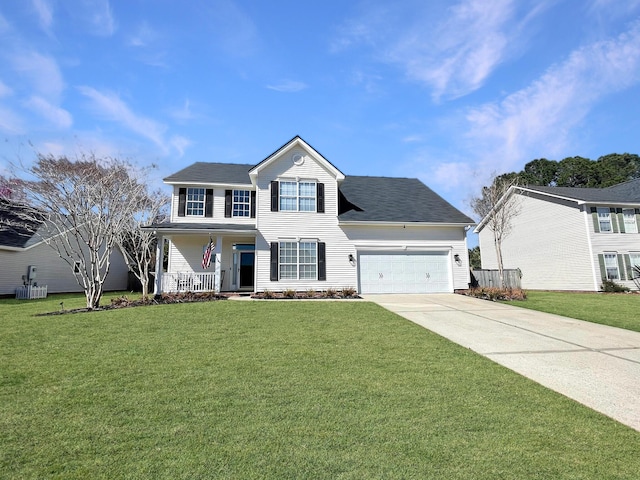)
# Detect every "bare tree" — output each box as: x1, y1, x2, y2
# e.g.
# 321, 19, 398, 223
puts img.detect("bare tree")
12, 153, 150, 309
118, 188, 169, 298
471, 173, 521, 288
